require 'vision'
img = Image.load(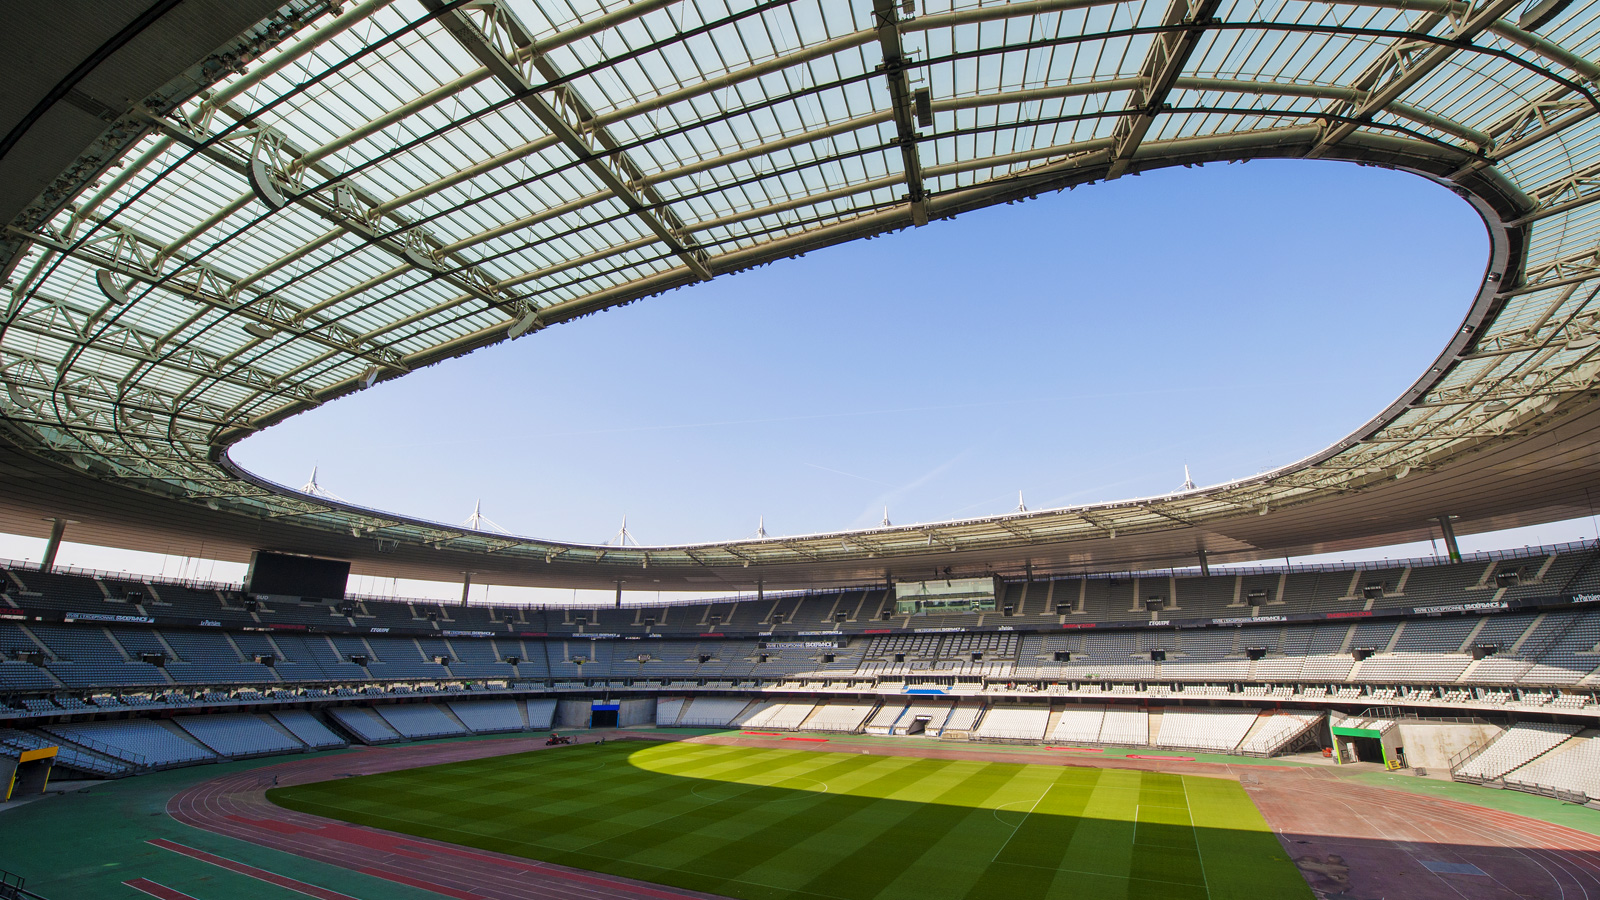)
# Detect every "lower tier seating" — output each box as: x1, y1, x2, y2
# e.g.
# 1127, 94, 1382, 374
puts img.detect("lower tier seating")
1455, 722, 1581, 781
46, 719, 214, 767
177, 714, 304, 757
